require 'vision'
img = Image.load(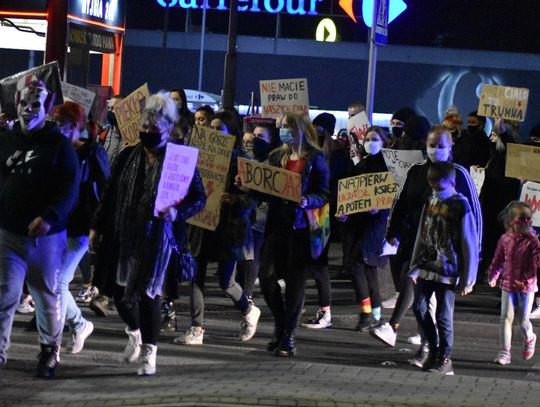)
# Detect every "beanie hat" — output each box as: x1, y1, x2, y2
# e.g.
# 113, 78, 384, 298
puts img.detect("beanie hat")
404, 115, 430, 141
391, 107, 416, 124
313, 112, 336, 136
